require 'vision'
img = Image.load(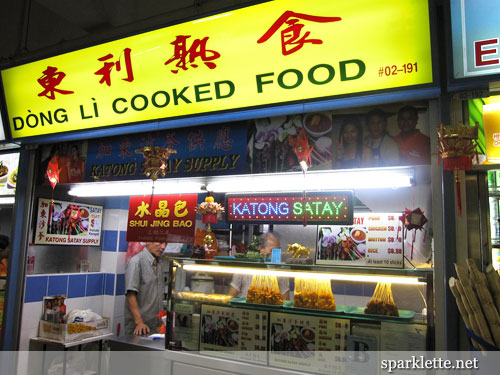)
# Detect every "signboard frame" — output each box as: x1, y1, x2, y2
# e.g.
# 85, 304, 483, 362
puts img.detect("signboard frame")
0, 0, 437, 142
225, 191, 354, 225
34, 198, 103, 246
